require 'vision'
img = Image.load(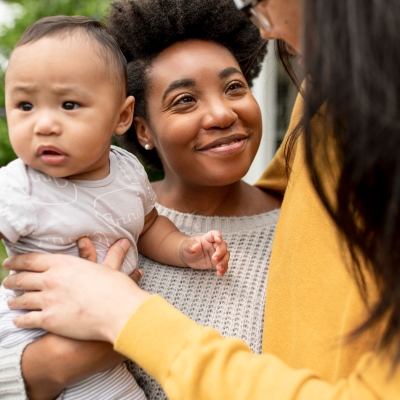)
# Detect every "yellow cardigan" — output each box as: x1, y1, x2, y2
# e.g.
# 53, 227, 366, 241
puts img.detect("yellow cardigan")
115, 94, 400, 399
